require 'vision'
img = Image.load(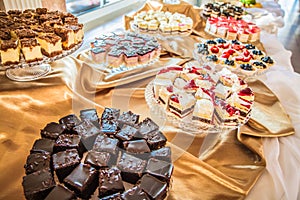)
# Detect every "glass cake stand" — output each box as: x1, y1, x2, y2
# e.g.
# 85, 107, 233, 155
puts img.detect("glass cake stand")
144, 80, 251, 134
3, 42, 82, 82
